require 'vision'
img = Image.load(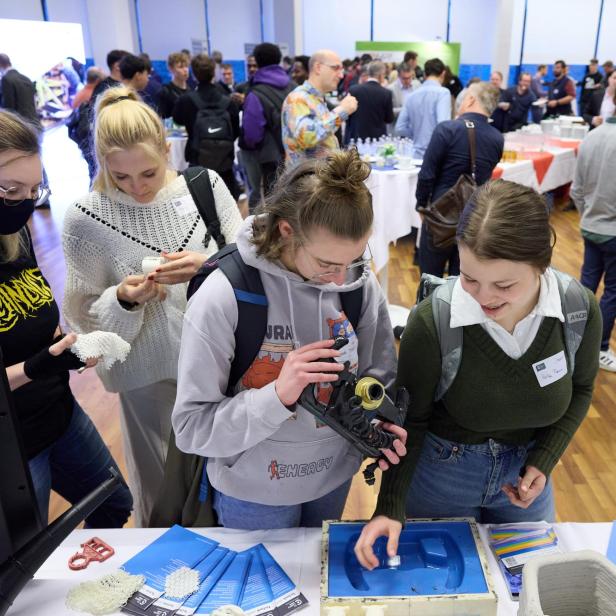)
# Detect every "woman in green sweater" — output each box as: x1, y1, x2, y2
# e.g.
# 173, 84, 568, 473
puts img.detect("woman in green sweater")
355, 179, 602, 569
